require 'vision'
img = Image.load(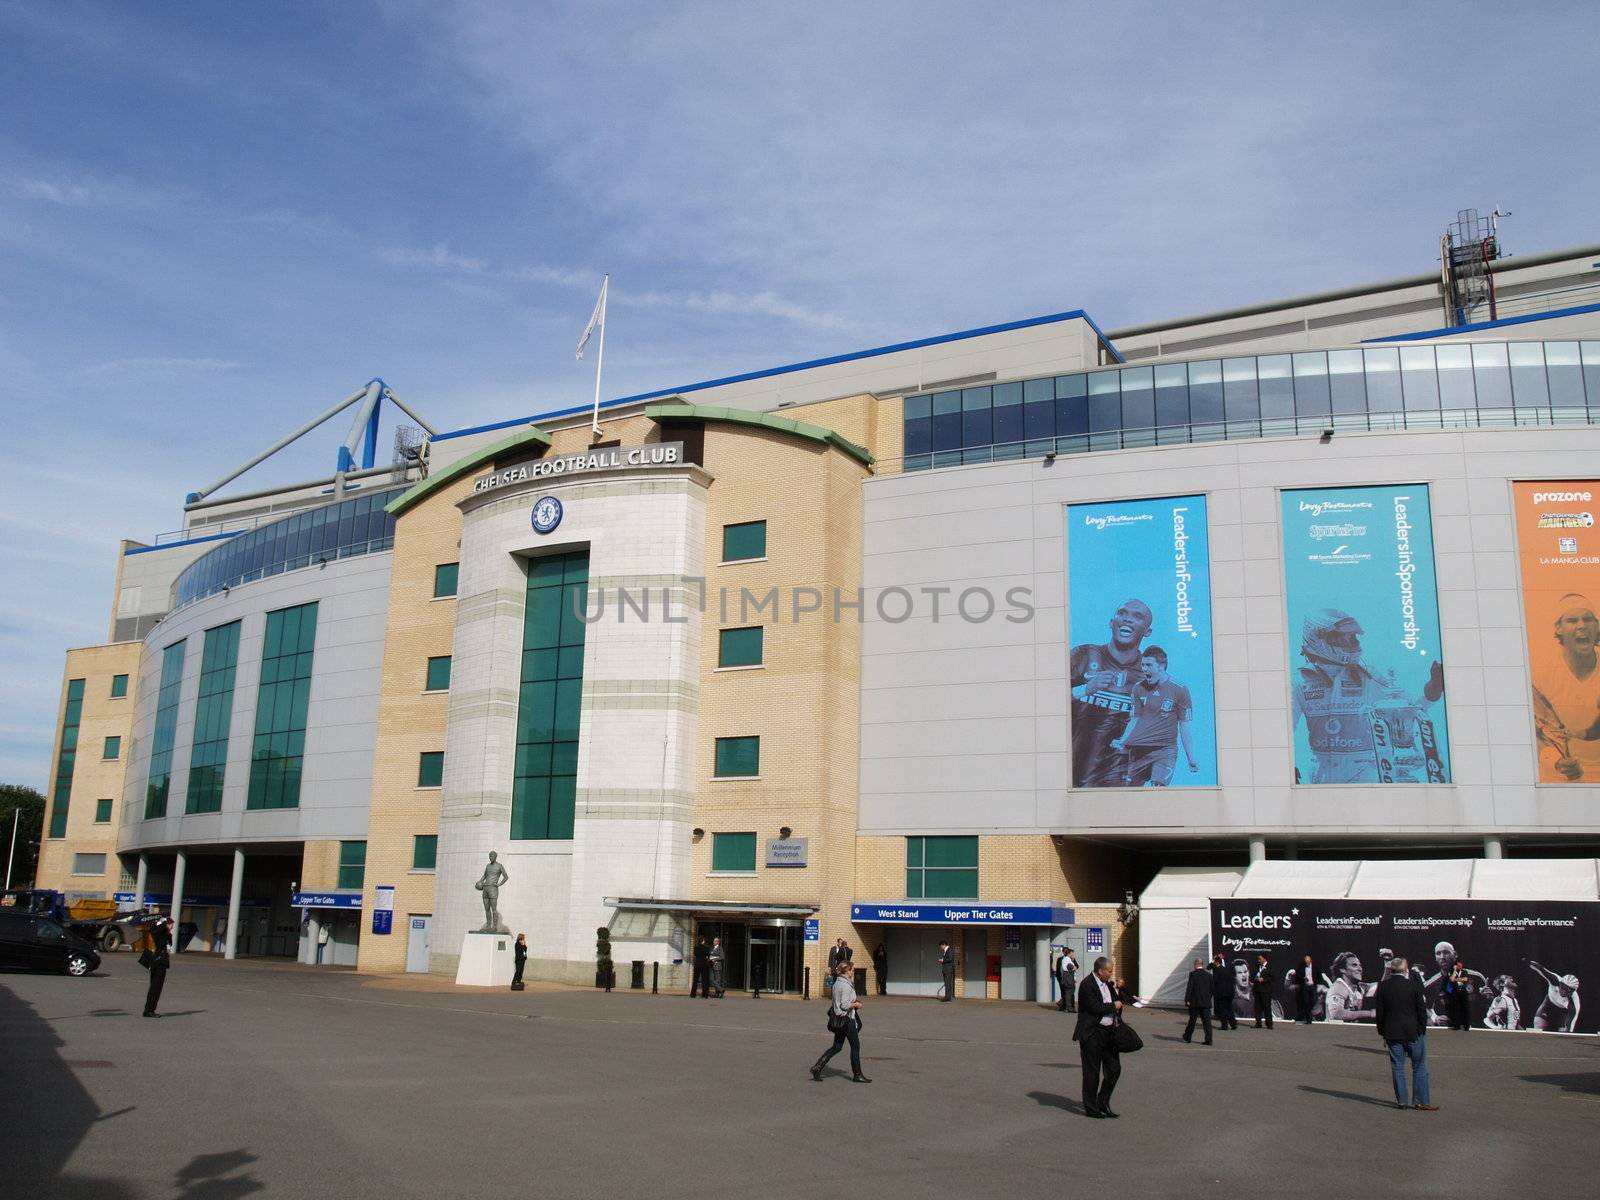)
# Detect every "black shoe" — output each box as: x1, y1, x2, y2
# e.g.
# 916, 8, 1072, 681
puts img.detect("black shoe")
1204, 1041, 1213, 1046
851, 1073, 872, 1083
1084, 1107, 1106, 1119
810, 1062, 825, 1081
1101, 1108, 1120, 1119
143, 1012, 159, 1018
